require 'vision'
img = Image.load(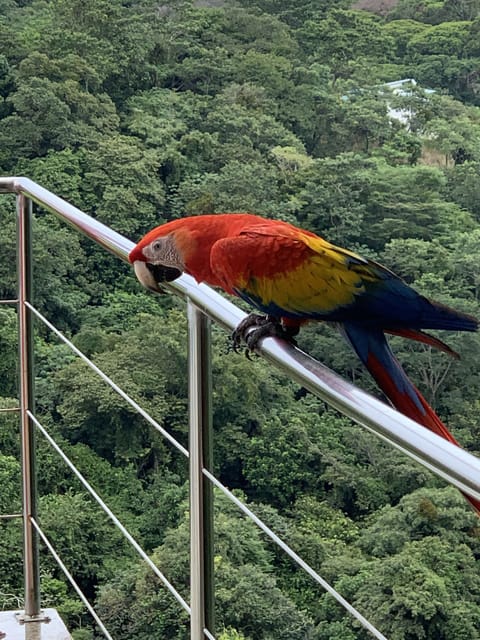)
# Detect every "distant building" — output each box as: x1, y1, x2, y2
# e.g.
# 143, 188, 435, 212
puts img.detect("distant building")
382, 78, 435, 127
